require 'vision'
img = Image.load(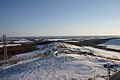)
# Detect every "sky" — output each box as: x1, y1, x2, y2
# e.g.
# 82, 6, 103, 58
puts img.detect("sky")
0, 0, 120, 37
